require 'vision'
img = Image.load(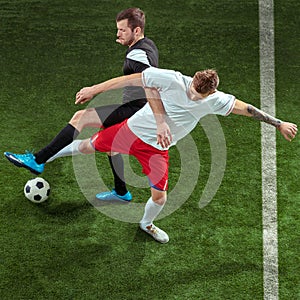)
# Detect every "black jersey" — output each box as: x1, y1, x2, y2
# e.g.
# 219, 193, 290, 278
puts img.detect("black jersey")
122, 37, 159, 104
